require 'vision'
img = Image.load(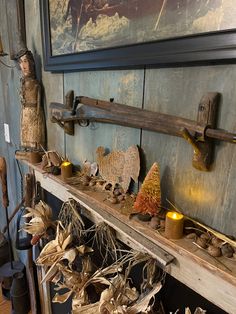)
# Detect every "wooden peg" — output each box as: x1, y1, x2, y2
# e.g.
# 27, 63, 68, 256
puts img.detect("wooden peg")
182, 93, 220, 171
64, 90, 74, 135
50, 90, 75, 135
193, 92, 220, 171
